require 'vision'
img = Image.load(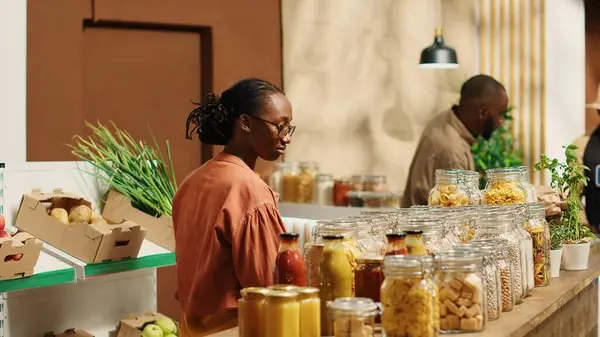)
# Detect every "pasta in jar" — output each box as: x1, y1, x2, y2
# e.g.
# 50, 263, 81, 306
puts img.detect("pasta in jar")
429, 169, 469, 207
482, 168, 526, 205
